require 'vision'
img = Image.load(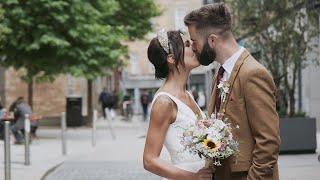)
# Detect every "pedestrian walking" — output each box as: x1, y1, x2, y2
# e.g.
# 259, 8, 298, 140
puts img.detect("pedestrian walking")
99, 87, 113, 119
